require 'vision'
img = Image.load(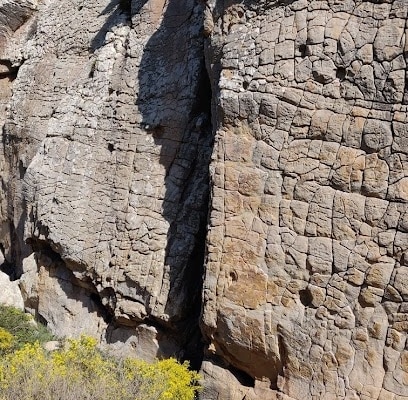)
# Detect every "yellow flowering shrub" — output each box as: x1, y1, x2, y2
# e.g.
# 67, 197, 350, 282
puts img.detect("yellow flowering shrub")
0, 341, 49, 399
0, 335, 201, 400
0, 328, 13, 354
125, 358, 201, 400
